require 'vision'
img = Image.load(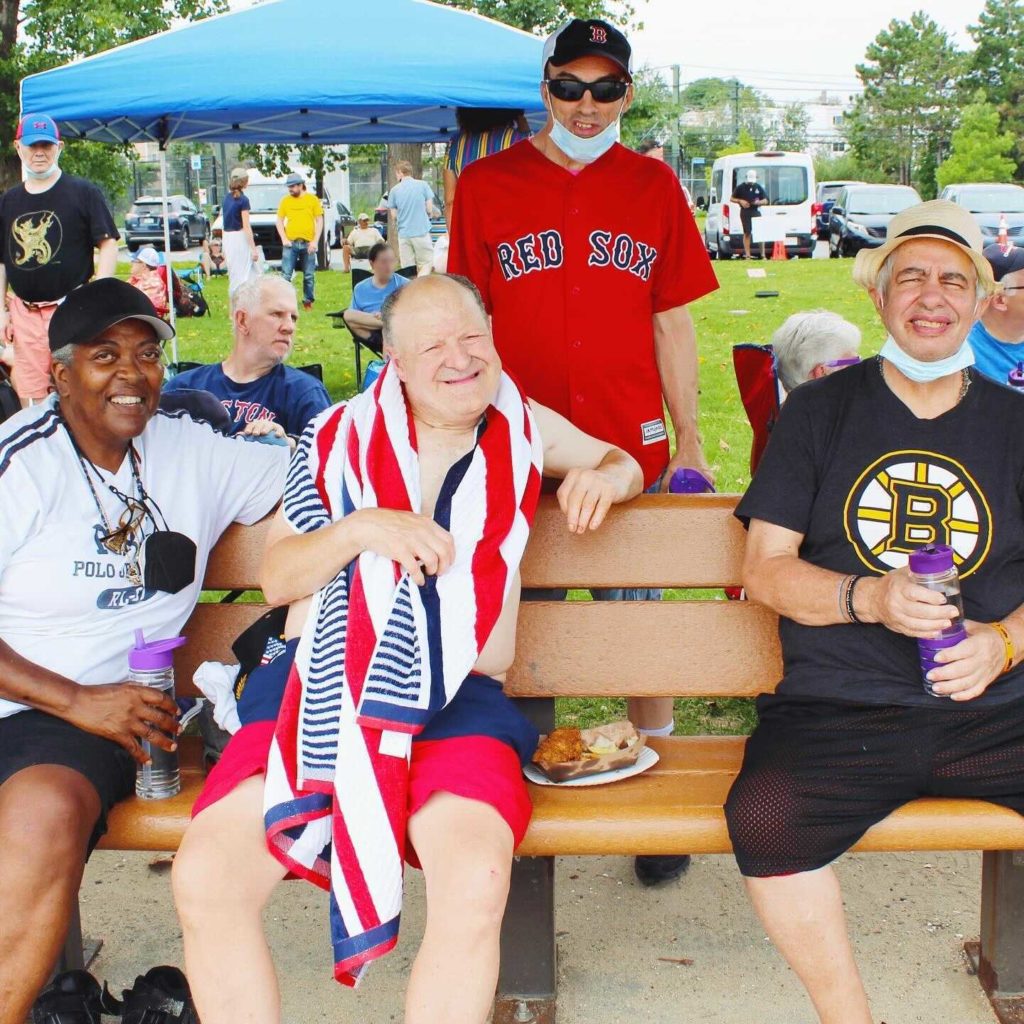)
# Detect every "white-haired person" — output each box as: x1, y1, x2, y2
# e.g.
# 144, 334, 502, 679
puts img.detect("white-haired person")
771, 309, 862, 396
726, 199, 1024, 1024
